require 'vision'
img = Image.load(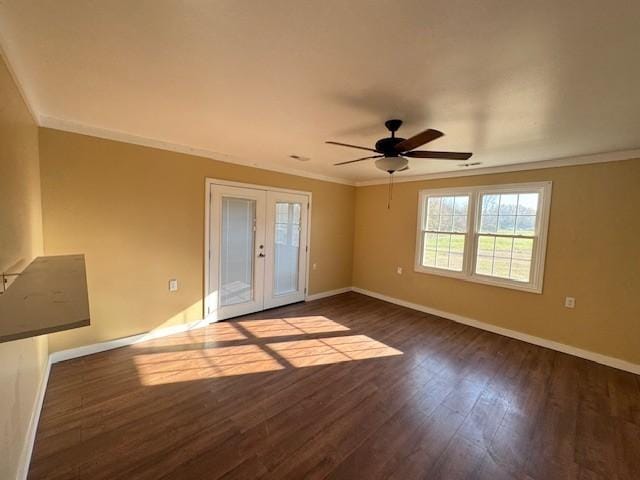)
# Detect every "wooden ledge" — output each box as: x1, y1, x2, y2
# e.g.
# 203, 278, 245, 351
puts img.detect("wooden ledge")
0, 255, 90, 343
